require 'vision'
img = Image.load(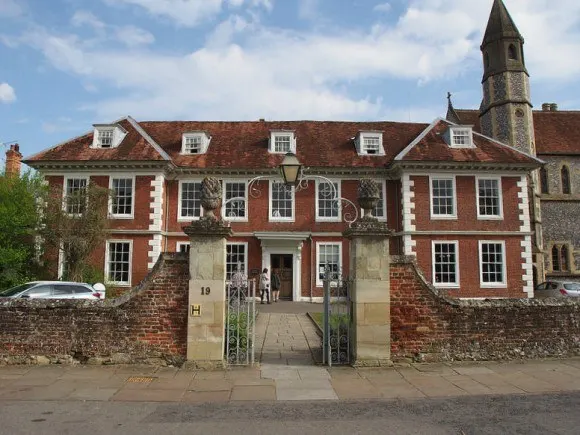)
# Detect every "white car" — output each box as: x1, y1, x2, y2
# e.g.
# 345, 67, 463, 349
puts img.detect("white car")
0, 281, 106, 300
